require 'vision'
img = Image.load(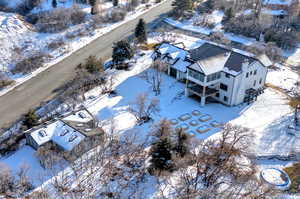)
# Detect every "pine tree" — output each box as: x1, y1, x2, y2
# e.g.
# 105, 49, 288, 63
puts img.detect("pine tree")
205, 0, 214, 11
223, 7, 233, 23
52, 0, 57, 8
89, 0, 98, 15
150, 138, 173, 171
112, 40, 134, 66
172, 128, 189, 157
23, 110, 39, 129
172, 0, 193, 15
135, 19, 147, 44
113, 0, 118, 7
